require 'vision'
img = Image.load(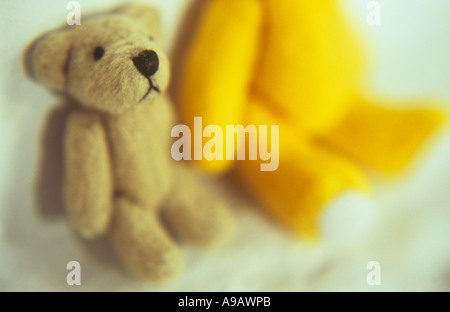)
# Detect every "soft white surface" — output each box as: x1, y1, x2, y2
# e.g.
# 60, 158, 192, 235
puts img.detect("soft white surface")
1, 0, 449, 291
321, 192, 376, 245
